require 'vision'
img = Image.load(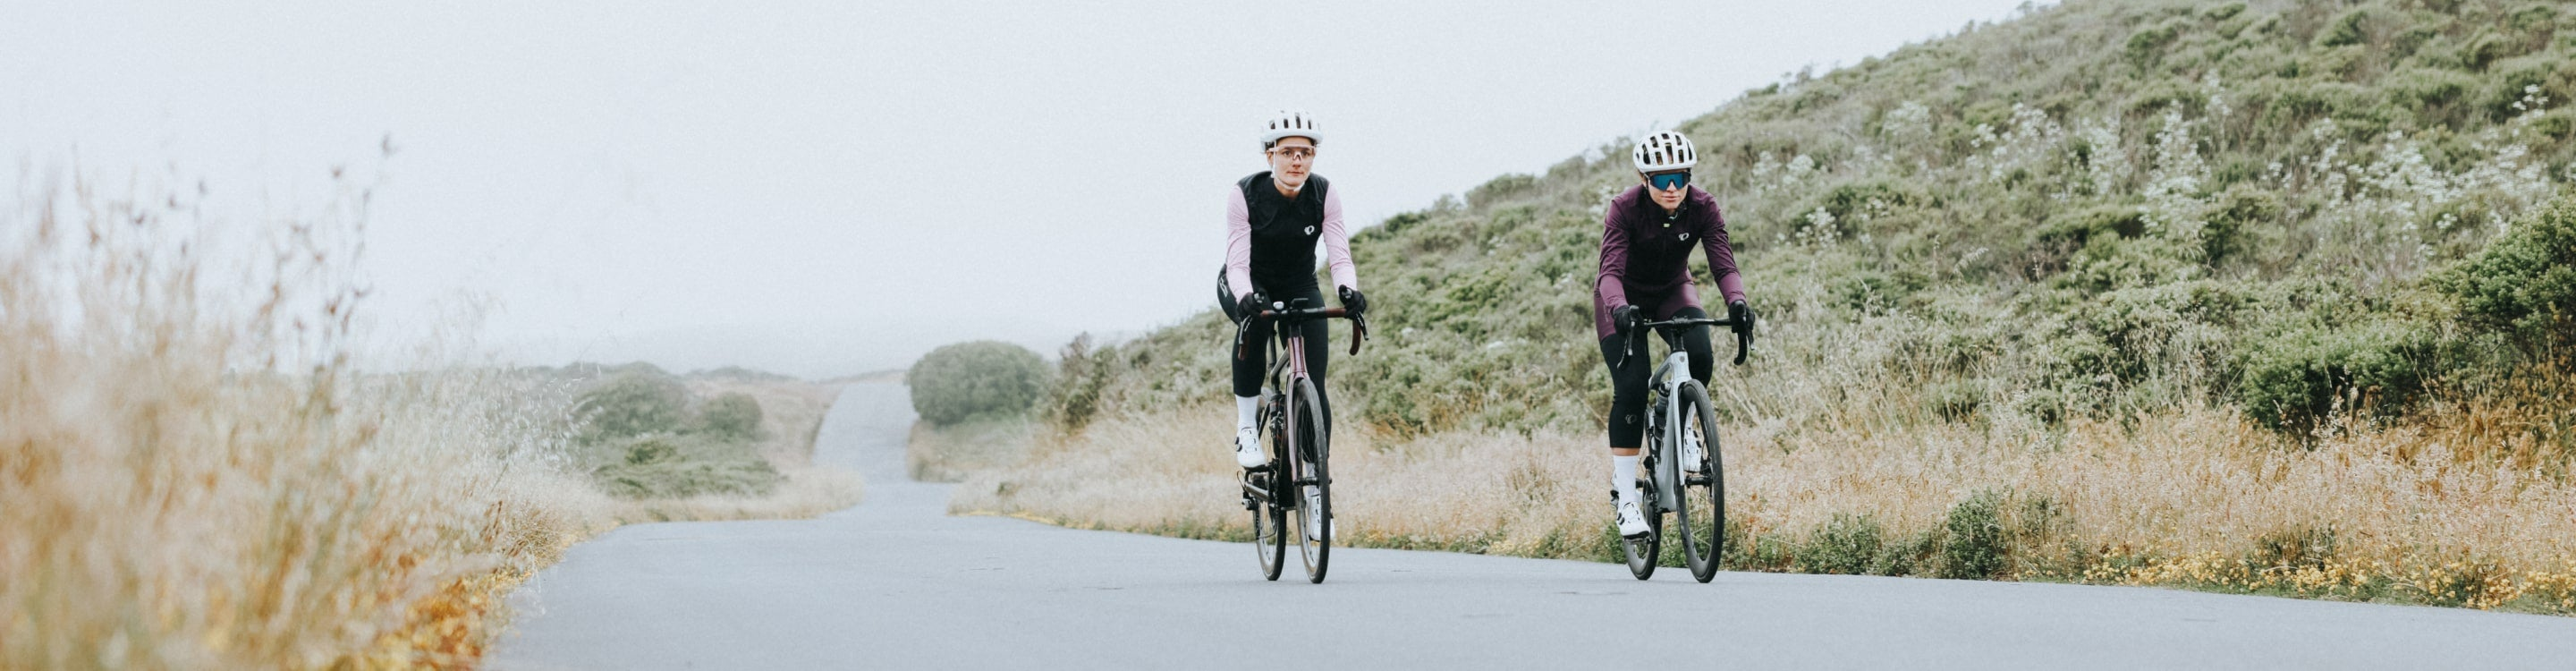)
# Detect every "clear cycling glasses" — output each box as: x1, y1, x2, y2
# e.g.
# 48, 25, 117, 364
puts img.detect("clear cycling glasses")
1647, 170, 1691, 191
1270, 147, 1316, 161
